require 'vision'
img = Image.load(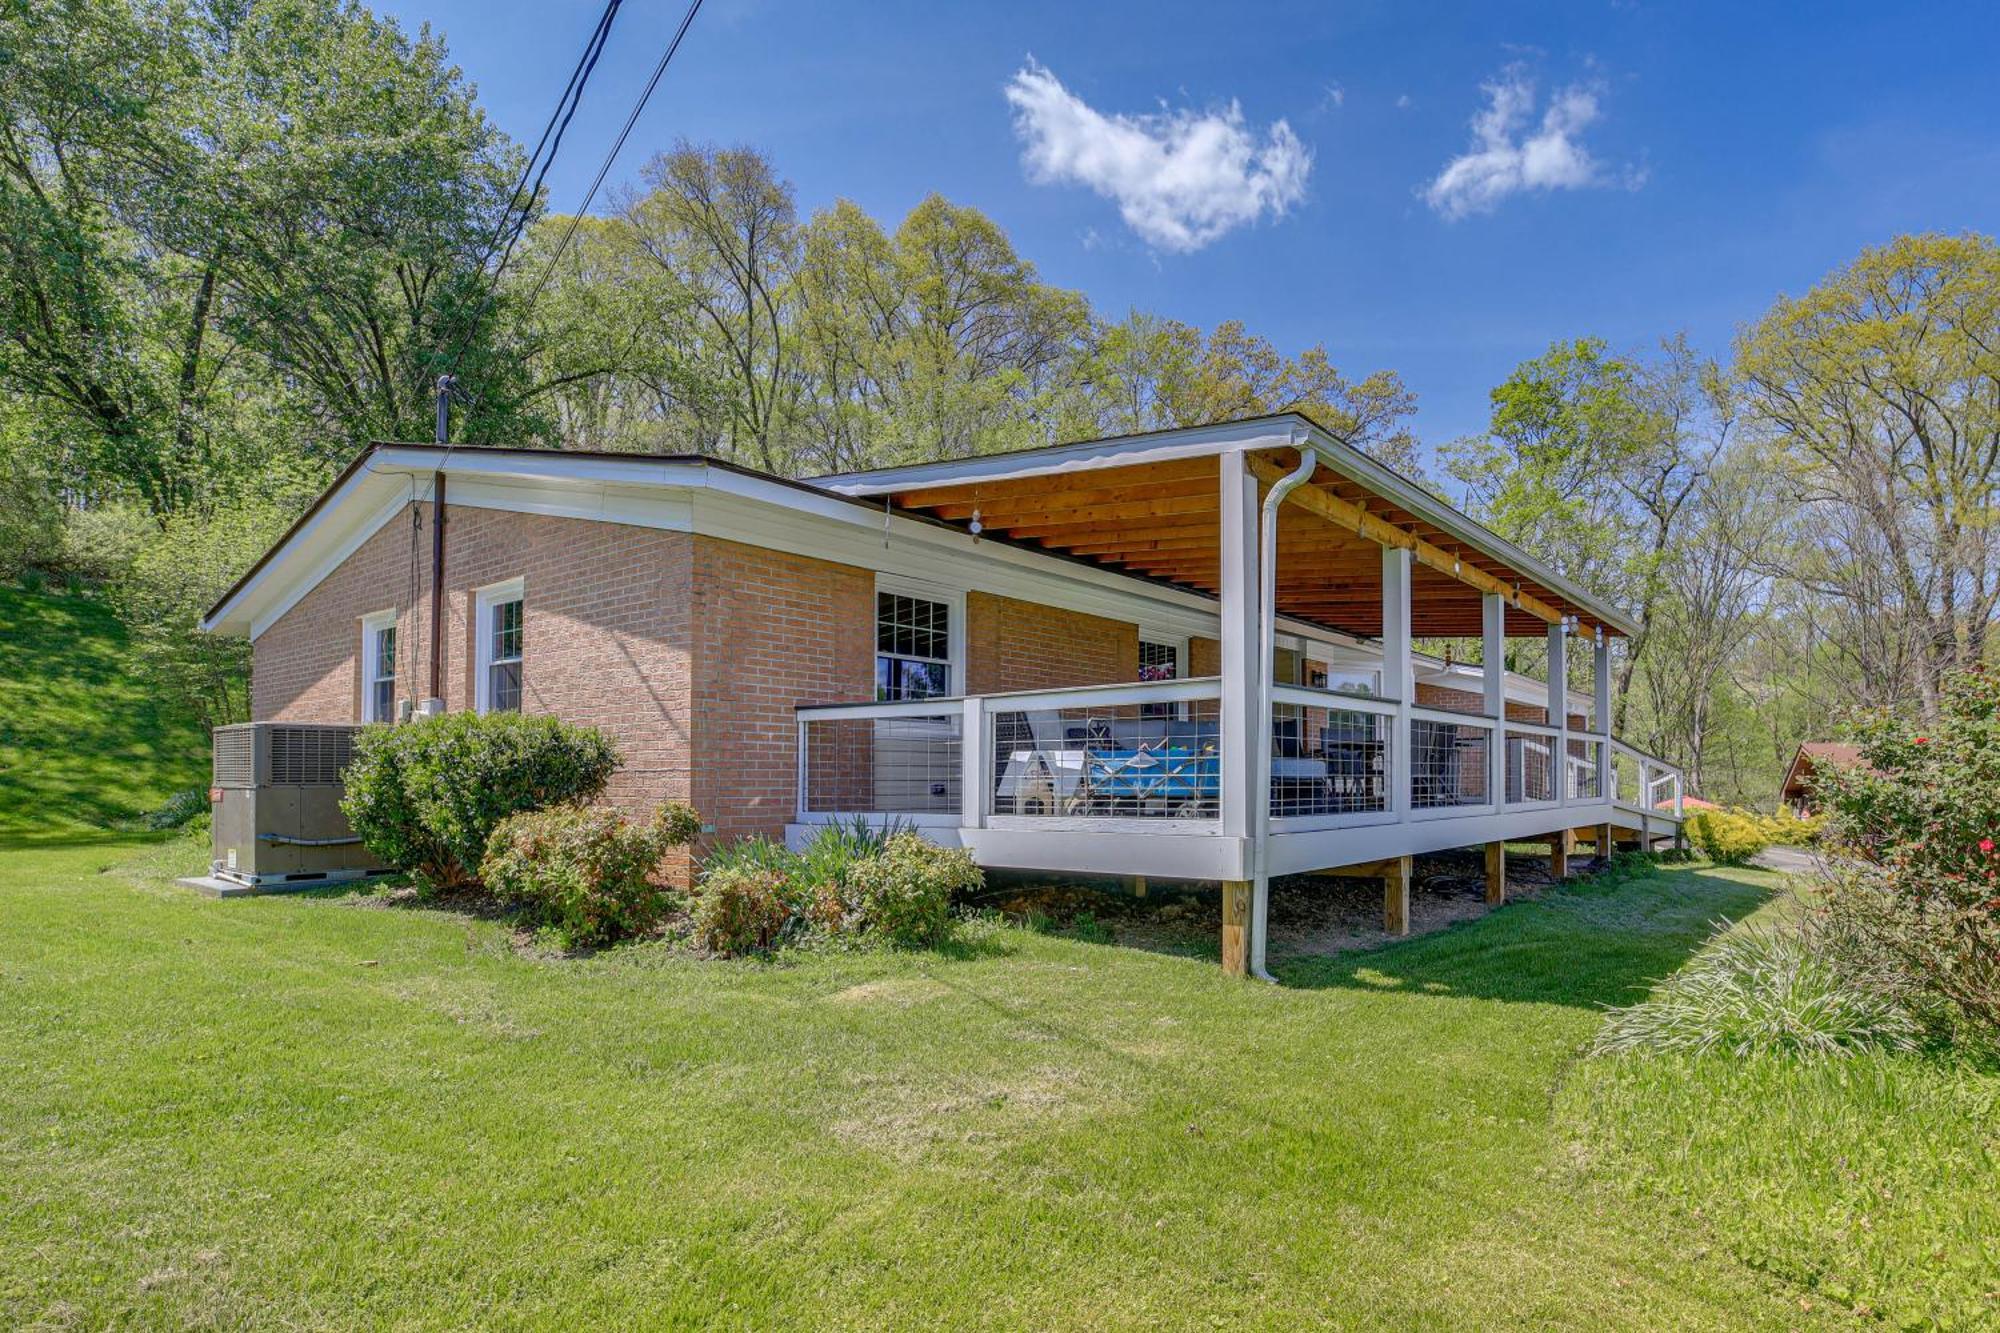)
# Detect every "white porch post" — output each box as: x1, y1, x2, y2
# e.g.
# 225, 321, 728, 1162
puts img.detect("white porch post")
1593, 633, 1613, 800
960, 695, 987, 830
1383, 546, 1413, 821
1547, 620, 1568, 804
1483, 592, 1507, 808
1218, 453, 1260, 976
